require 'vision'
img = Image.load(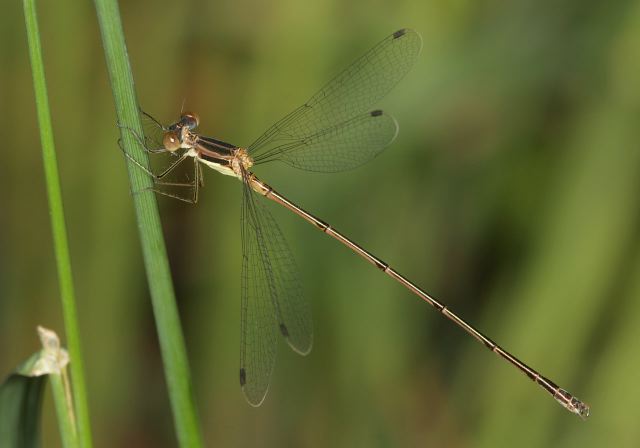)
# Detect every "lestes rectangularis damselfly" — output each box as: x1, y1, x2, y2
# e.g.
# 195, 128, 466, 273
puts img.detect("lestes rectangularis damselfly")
122, 28, 589, 418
